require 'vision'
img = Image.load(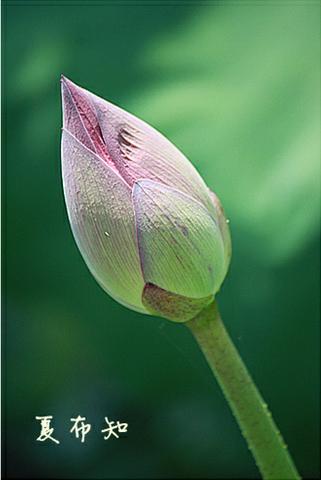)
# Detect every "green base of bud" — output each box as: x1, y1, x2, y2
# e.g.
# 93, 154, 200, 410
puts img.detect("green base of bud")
142, 283, 213, 322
